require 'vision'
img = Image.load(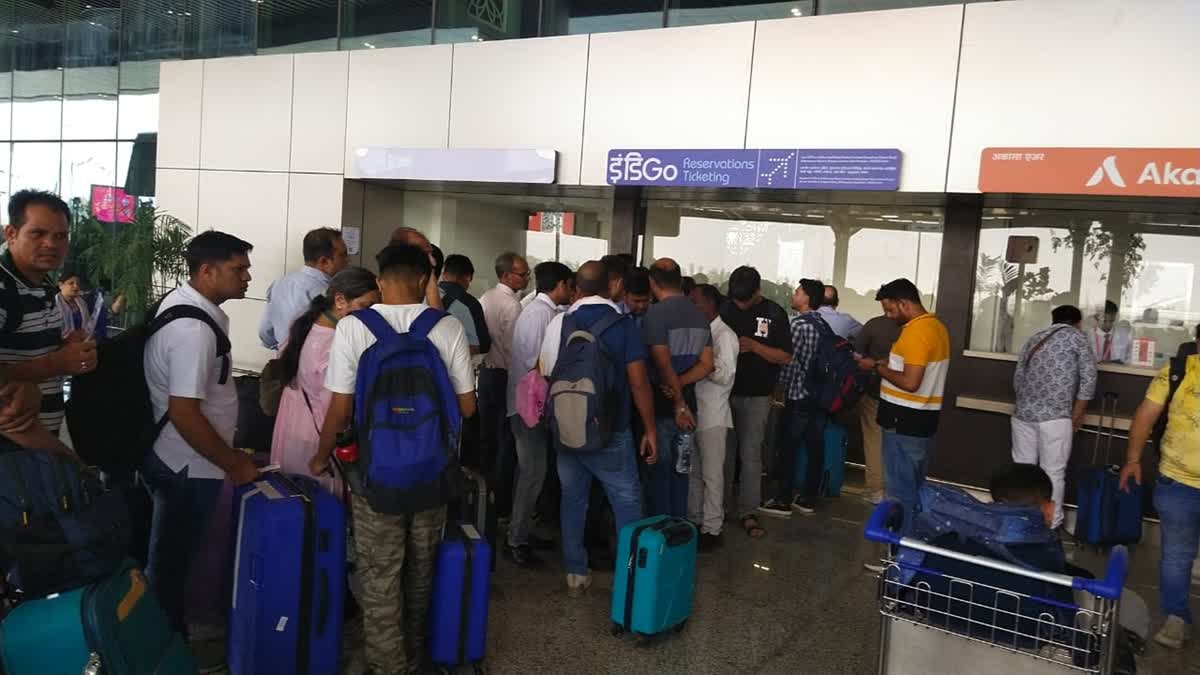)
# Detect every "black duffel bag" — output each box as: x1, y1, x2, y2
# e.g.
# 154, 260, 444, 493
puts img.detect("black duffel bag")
0, 448, 130, 598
